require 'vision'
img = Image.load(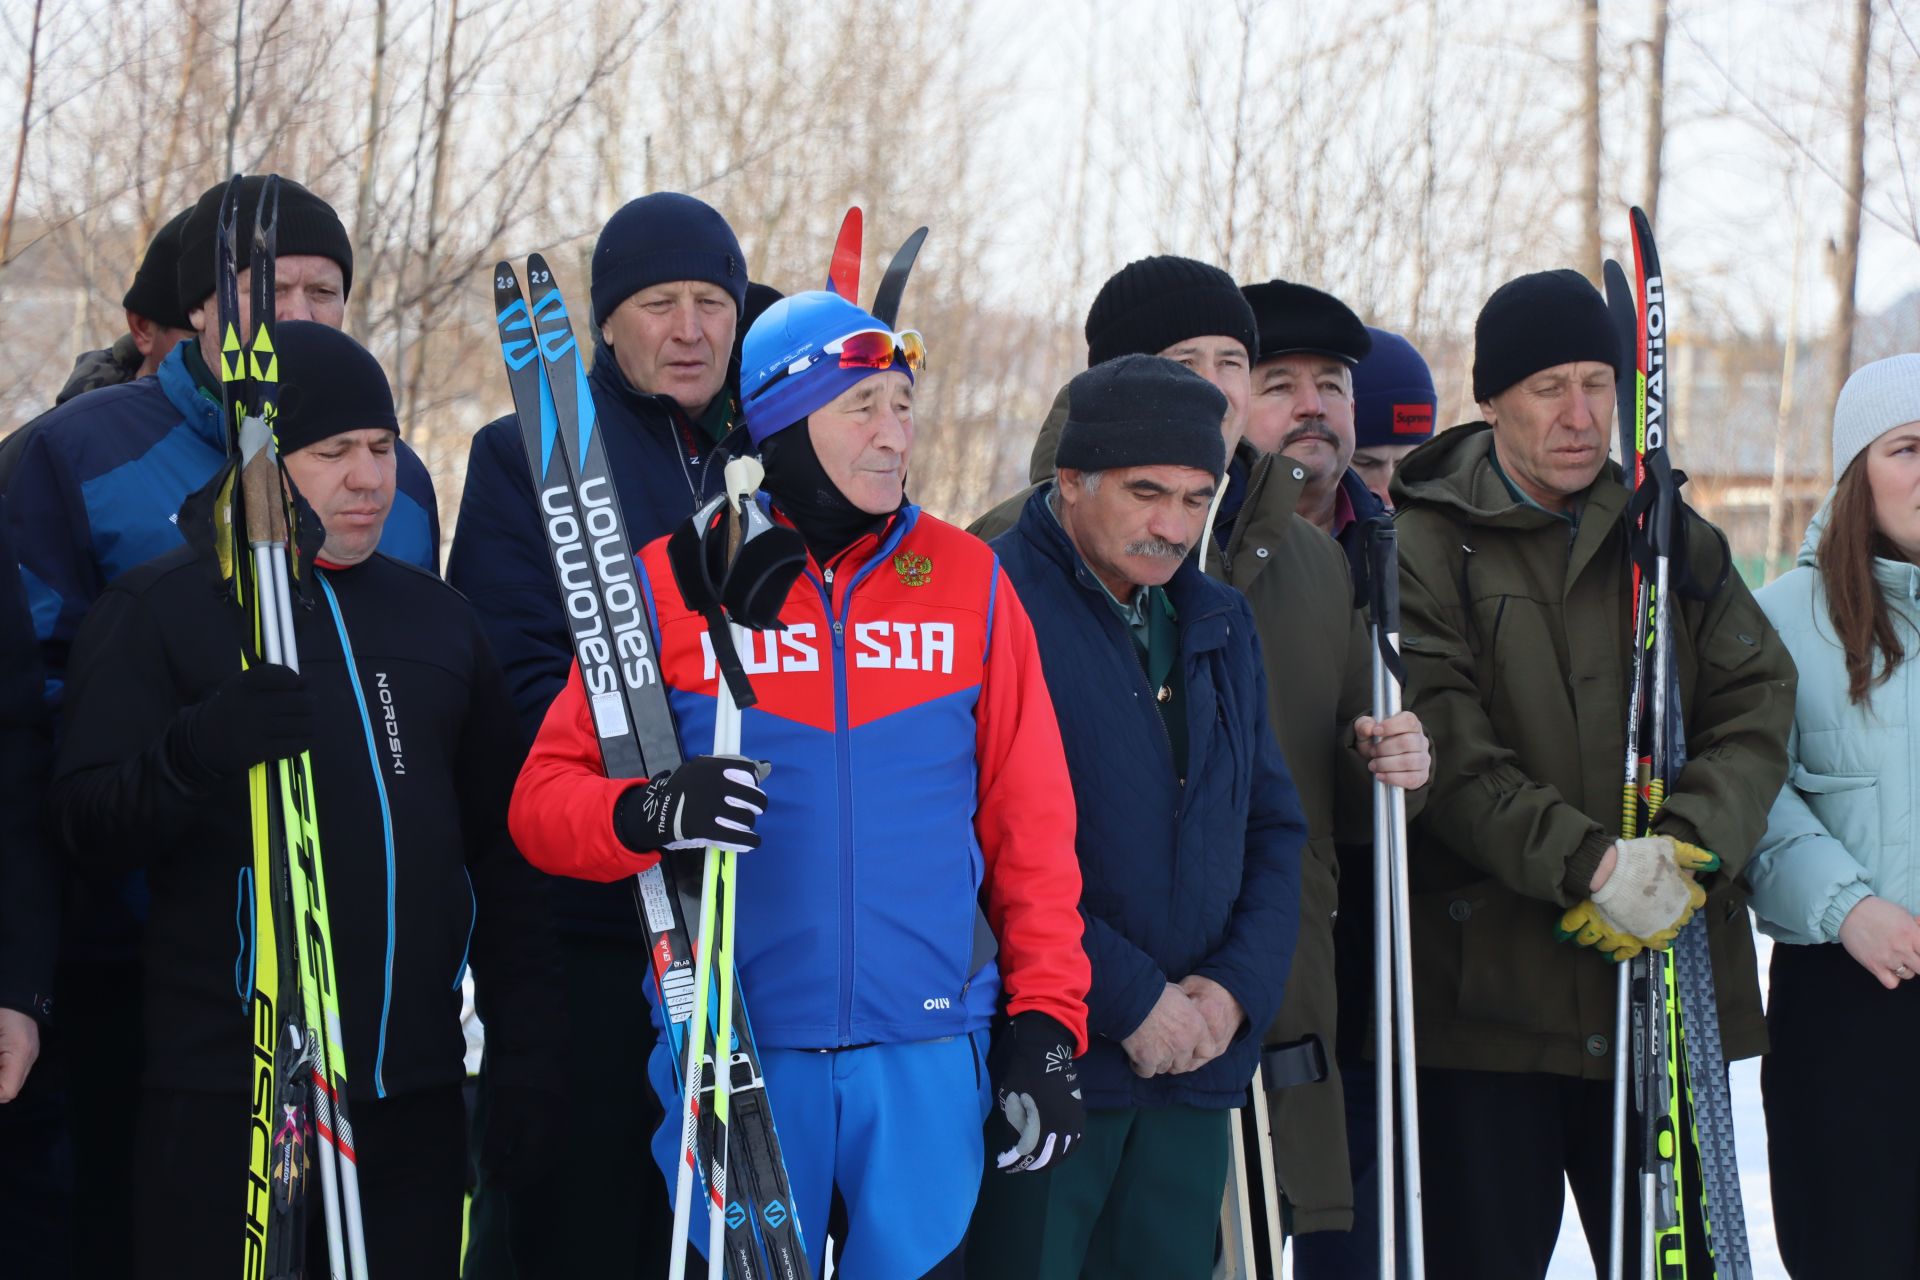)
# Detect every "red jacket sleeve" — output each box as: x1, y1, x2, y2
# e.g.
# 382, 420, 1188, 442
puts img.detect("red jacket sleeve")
508, 658, 658, 883
974, 566, 1091, 1054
